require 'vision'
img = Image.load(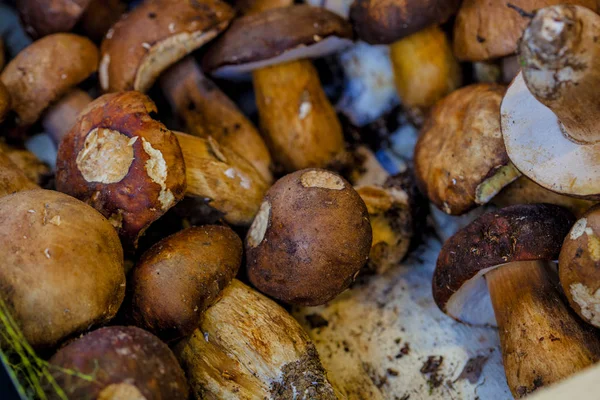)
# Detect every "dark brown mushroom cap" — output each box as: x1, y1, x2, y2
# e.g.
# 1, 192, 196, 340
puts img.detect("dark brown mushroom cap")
433, 204, 575, 325
350, 0, 461, 44
0, 33, 98, 126
453, 0, 596, 61
16, 0, 92, 38
202, 5, 353, 76
99, 0, 234, 93
50, 326, 189, 400
559, 205, 600, 327
415, 83, 520, 216
130, 225, 242, 341
55, 91, 187, 250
